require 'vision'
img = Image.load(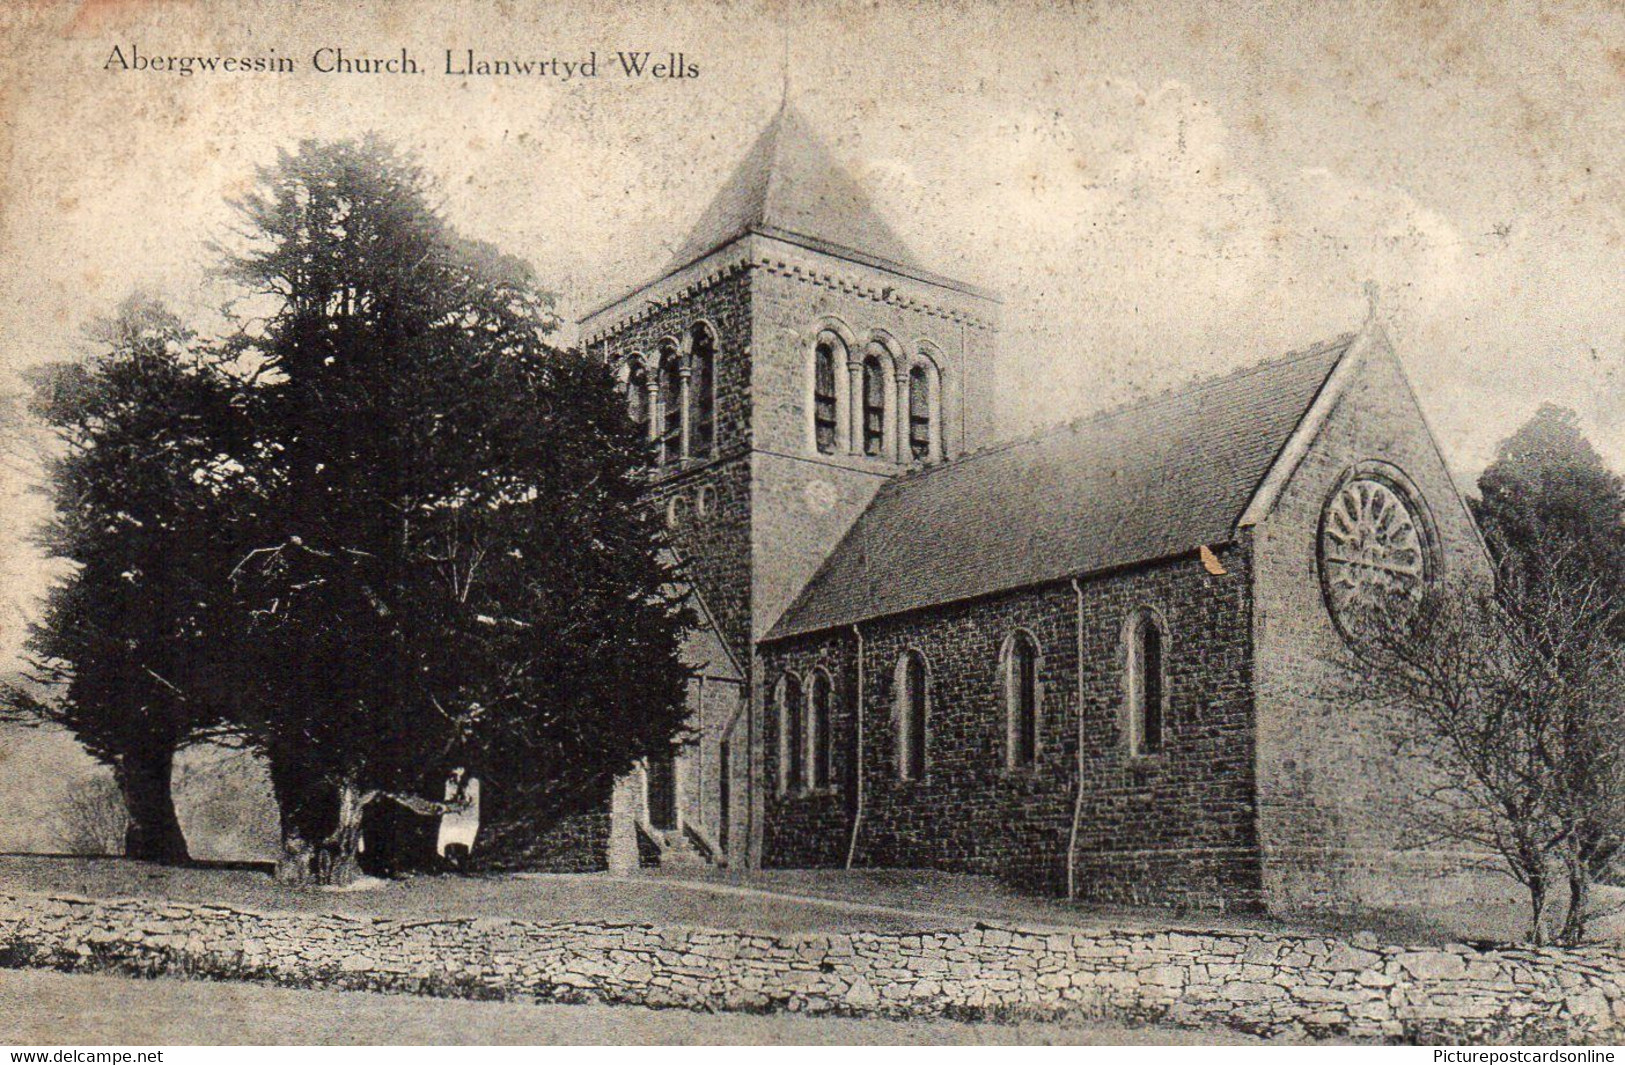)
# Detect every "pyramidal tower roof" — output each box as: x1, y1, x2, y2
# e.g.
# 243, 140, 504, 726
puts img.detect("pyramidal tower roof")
661, 103, 925, 276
